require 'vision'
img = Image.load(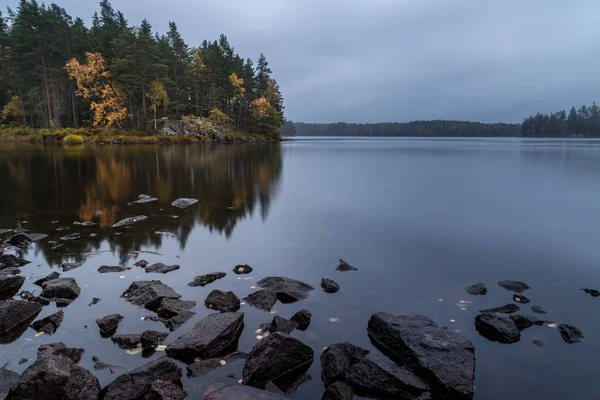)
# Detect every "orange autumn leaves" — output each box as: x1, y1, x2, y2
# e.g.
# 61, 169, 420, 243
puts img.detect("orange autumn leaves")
65, 52, 129, 128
